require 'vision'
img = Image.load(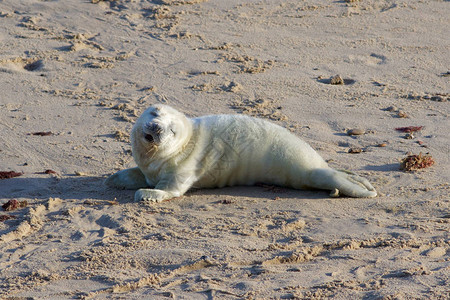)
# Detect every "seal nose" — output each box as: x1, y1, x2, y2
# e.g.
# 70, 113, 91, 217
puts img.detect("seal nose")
150, 123, 162, 133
